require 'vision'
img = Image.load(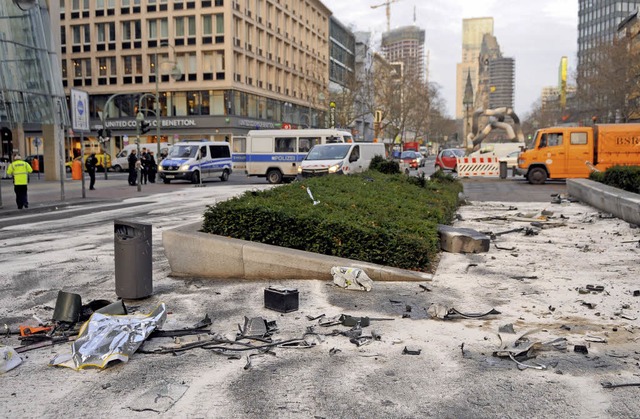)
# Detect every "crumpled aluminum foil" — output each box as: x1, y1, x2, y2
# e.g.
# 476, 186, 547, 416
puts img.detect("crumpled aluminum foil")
50, 303, 166, 370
